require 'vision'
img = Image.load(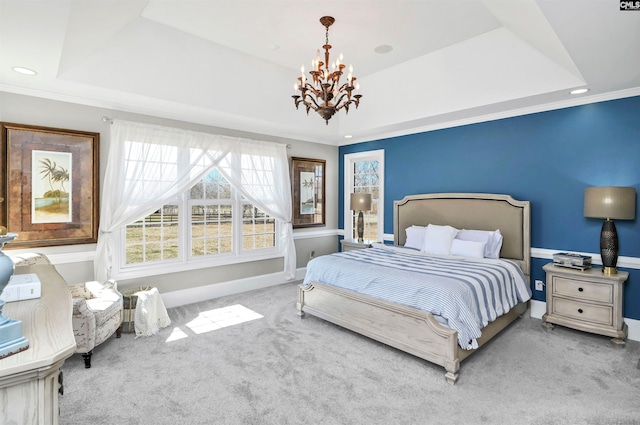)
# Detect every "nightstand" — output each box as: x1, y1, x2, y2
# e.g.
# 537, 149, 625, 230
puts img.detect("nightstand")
340, 239, 373, 252
542, 263, 628, 346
